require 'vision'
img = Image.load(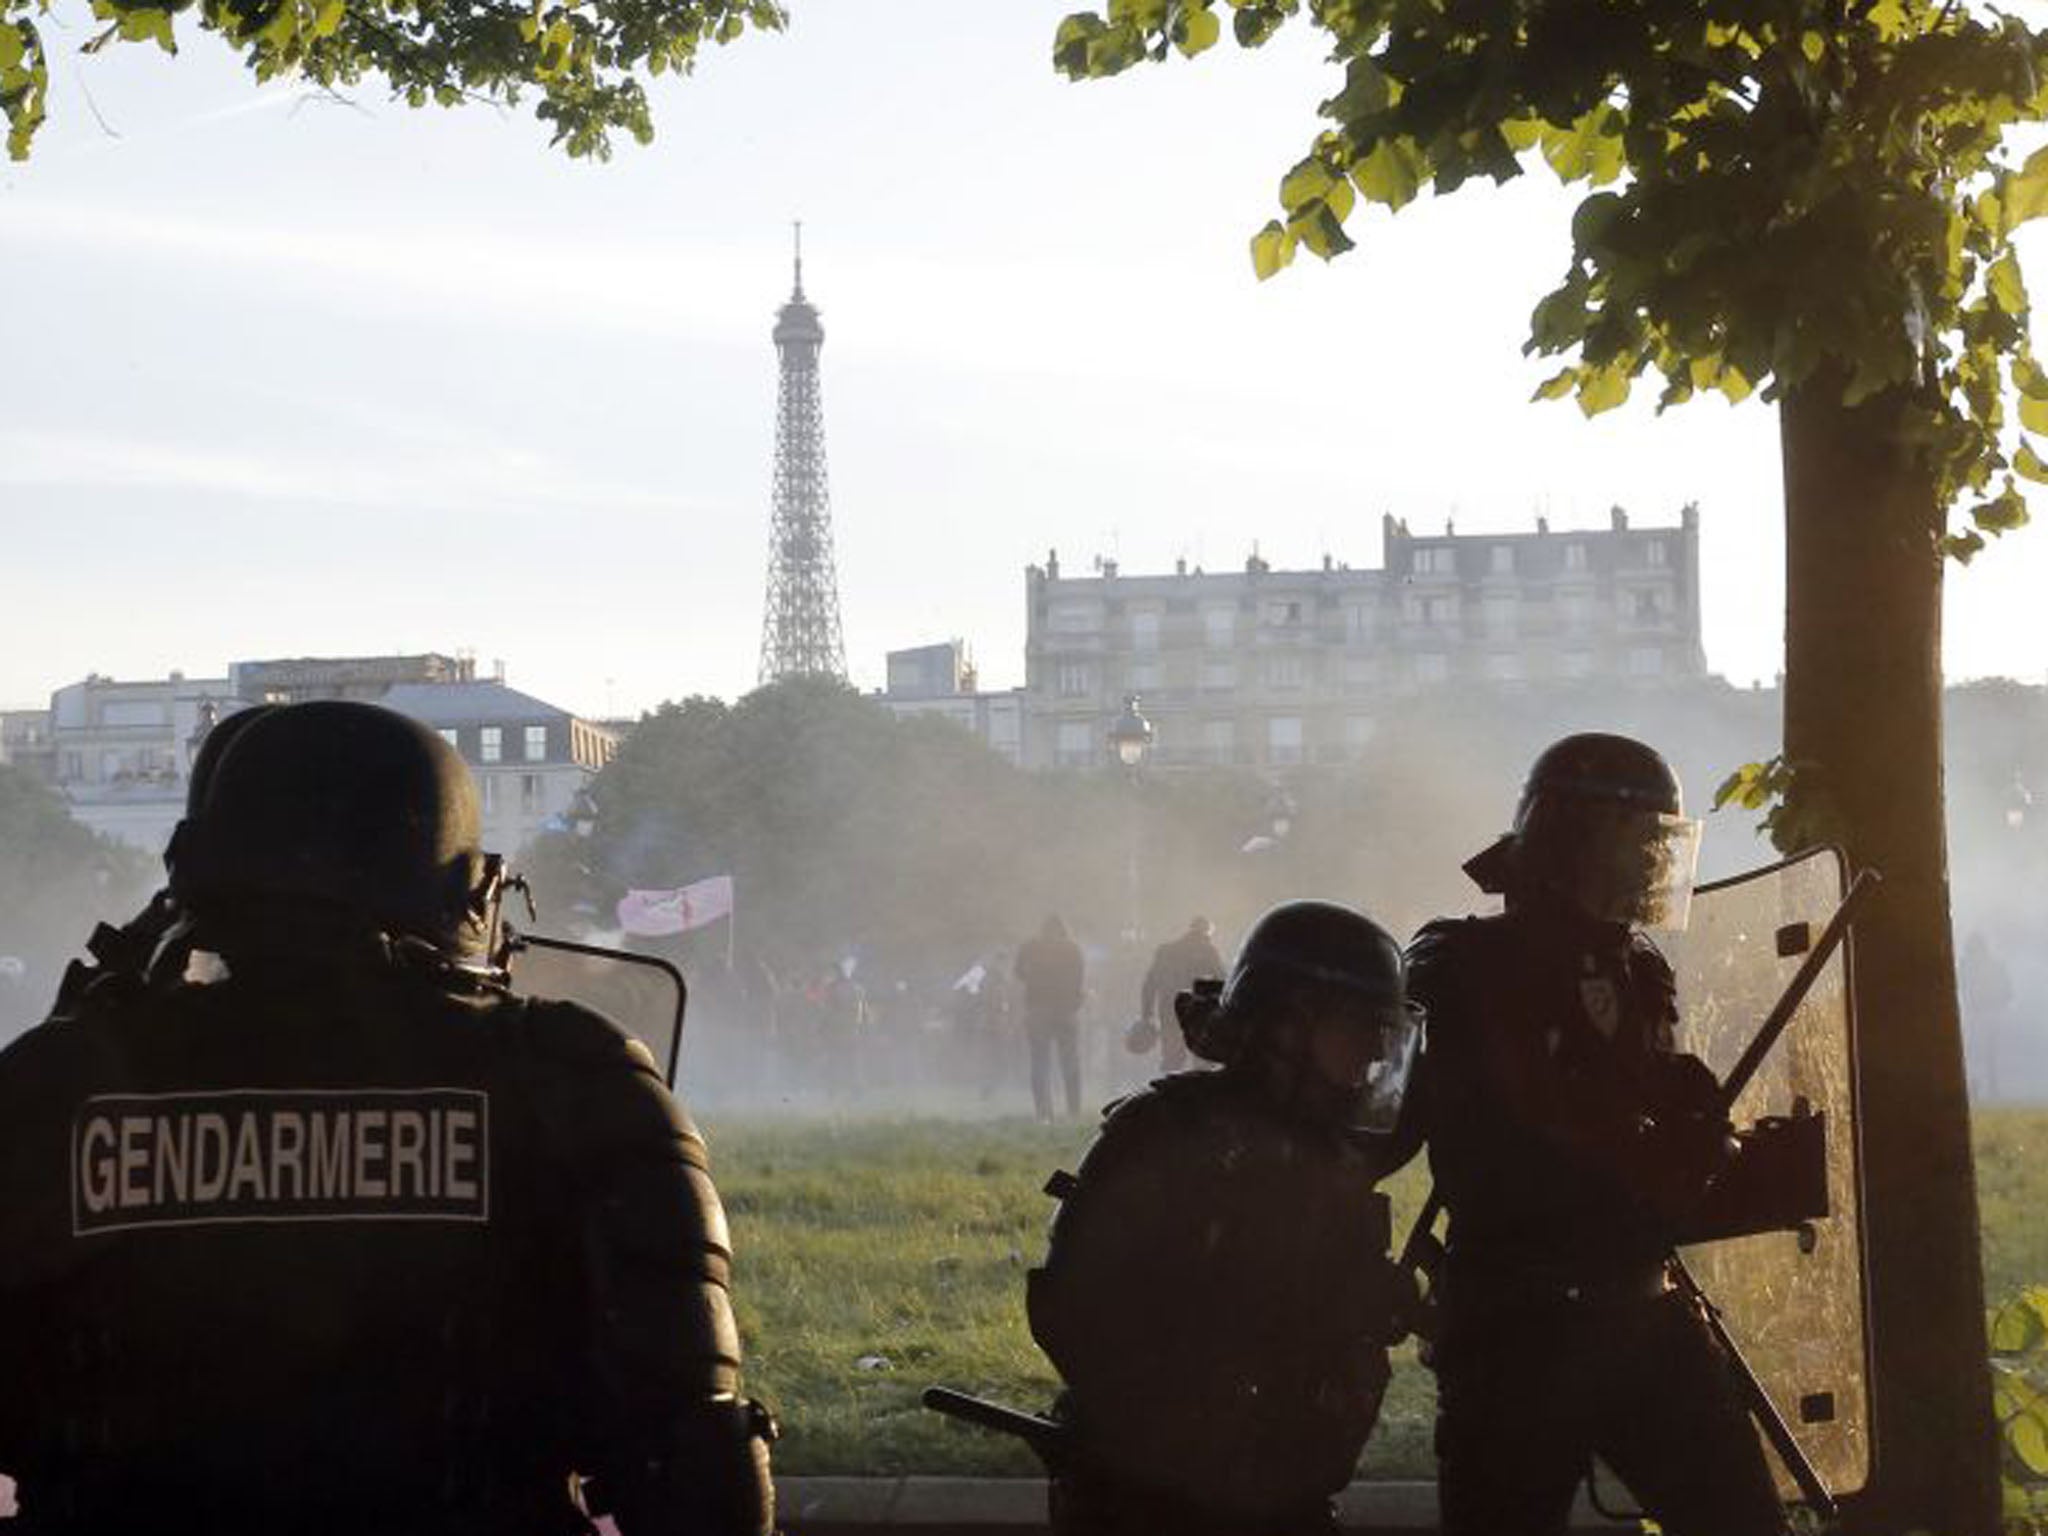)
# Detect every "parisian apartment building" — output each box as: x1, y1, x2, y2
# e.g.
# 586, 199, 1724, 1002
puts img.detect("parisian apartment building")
1018, 505, 1707, 773
9, 654, 616, 858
